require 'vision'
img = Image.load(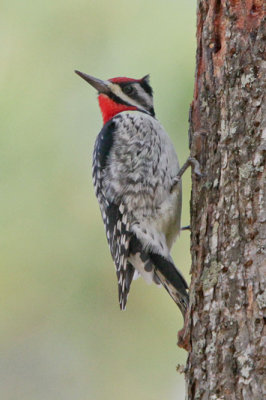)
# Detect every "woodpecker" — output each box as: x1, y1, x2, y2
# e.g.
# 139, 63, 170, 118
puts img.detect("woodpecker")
75, 71, 189, 317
